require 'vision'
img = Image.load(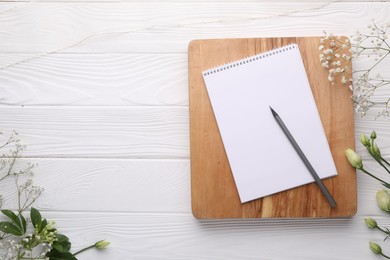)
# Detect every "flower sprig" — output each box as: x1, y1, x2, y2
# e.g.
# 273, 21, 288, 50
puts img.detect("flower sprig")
346, 130, 390, 258
320, 22, 390, 117
319, 35, 351, 85
346, 131, 390, 189
0, 131, 110, 259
